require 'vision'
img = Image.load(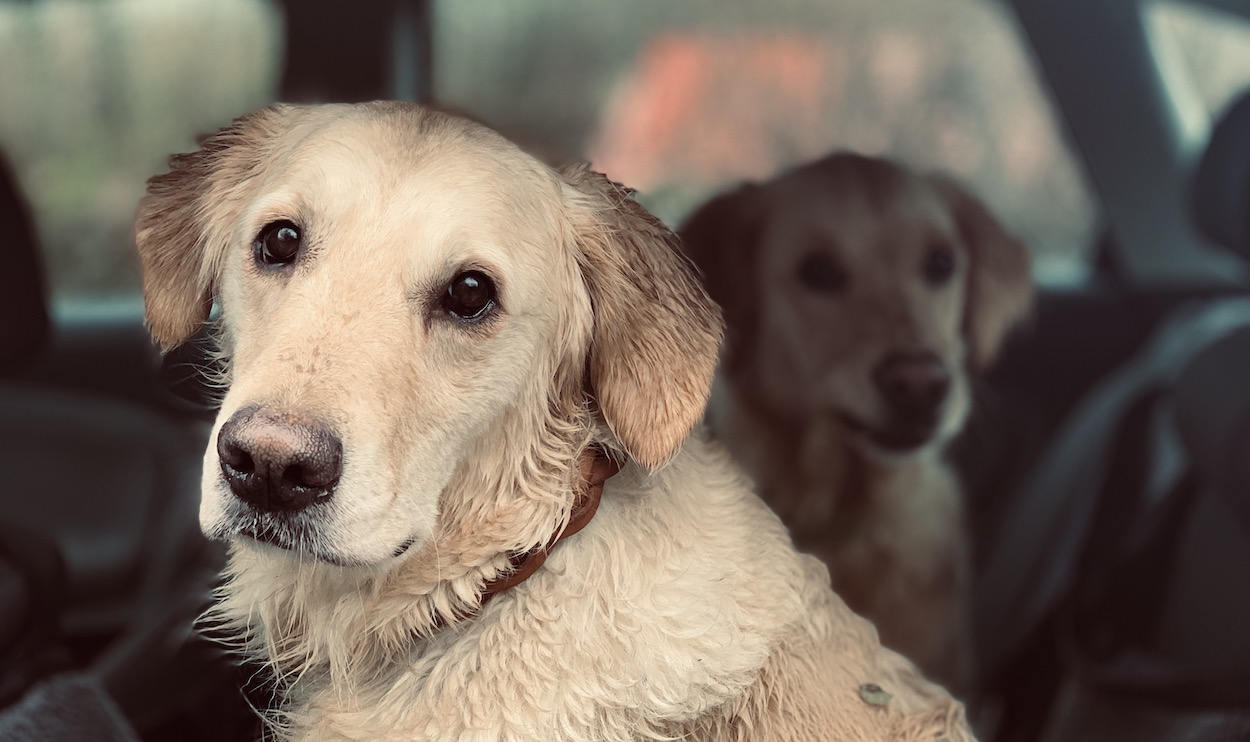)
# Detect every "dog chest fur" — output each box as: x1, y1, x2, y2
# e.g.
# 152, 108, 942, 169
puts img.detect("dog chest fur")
216, 437, 970, 741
